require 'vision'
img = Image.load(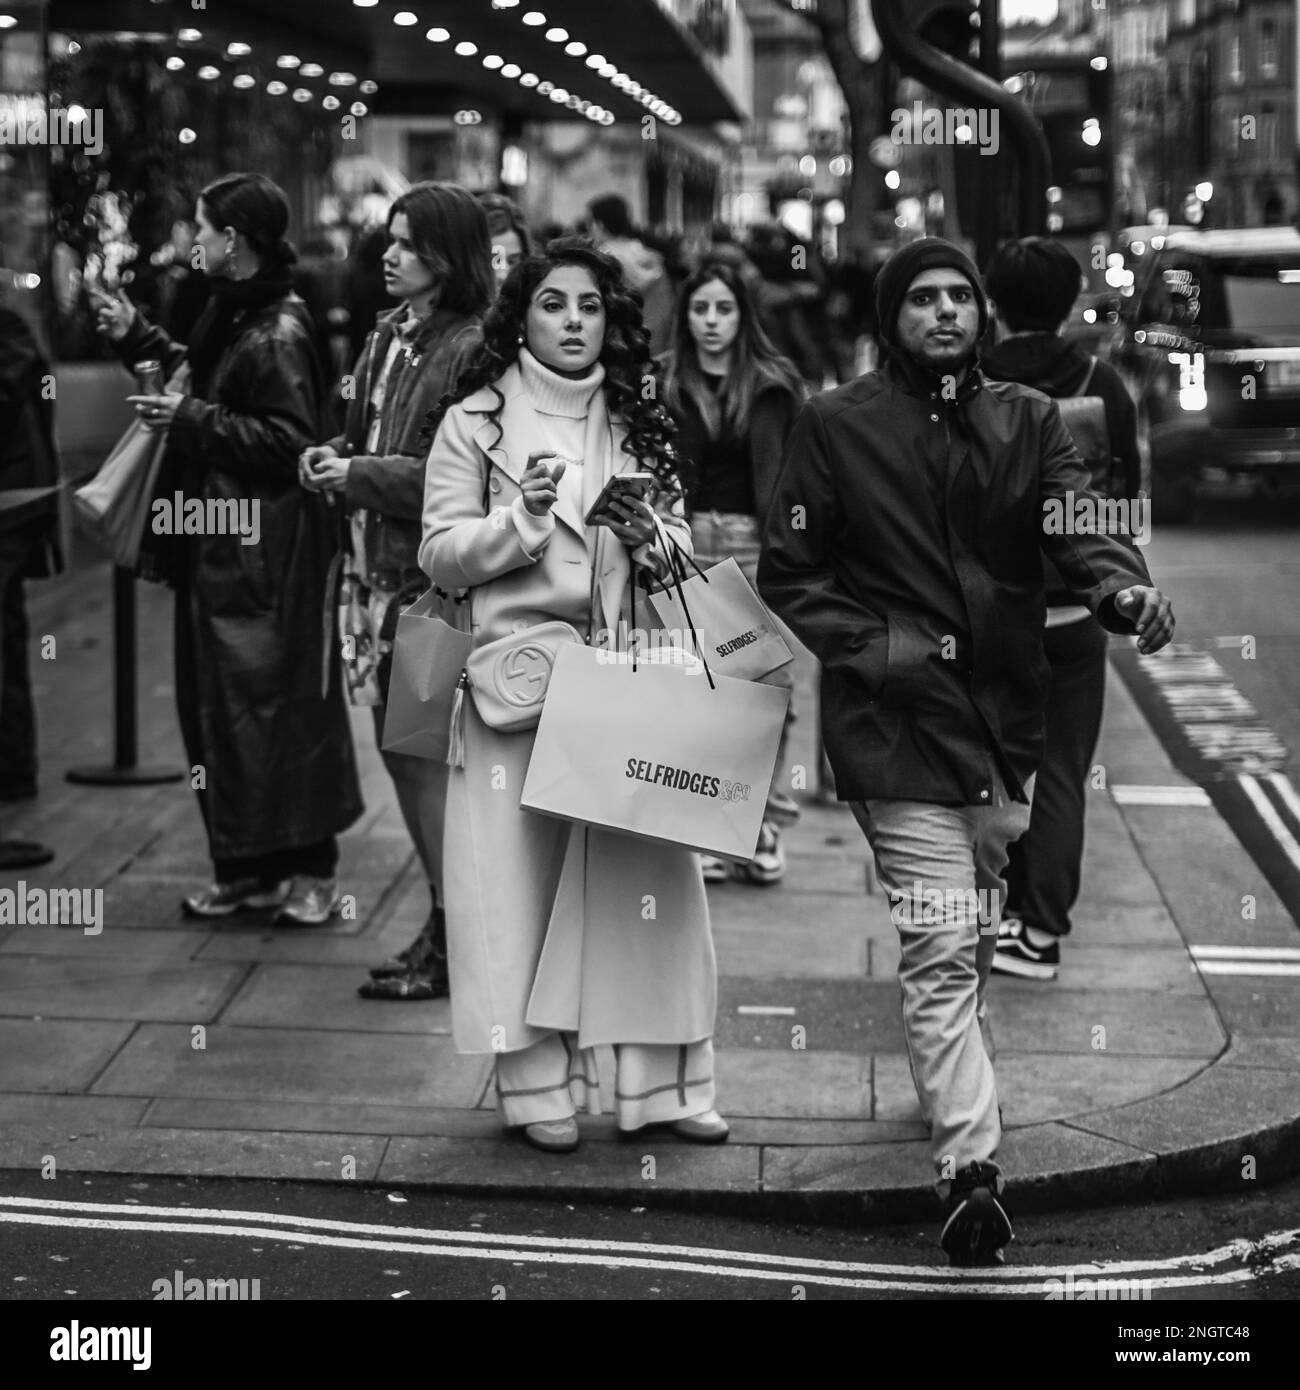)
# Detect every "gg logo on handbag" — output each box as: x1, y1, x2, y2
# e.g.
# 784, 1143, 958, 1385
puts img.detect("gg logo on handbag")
495, 642, 557, 707
463, 620, 585, 732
